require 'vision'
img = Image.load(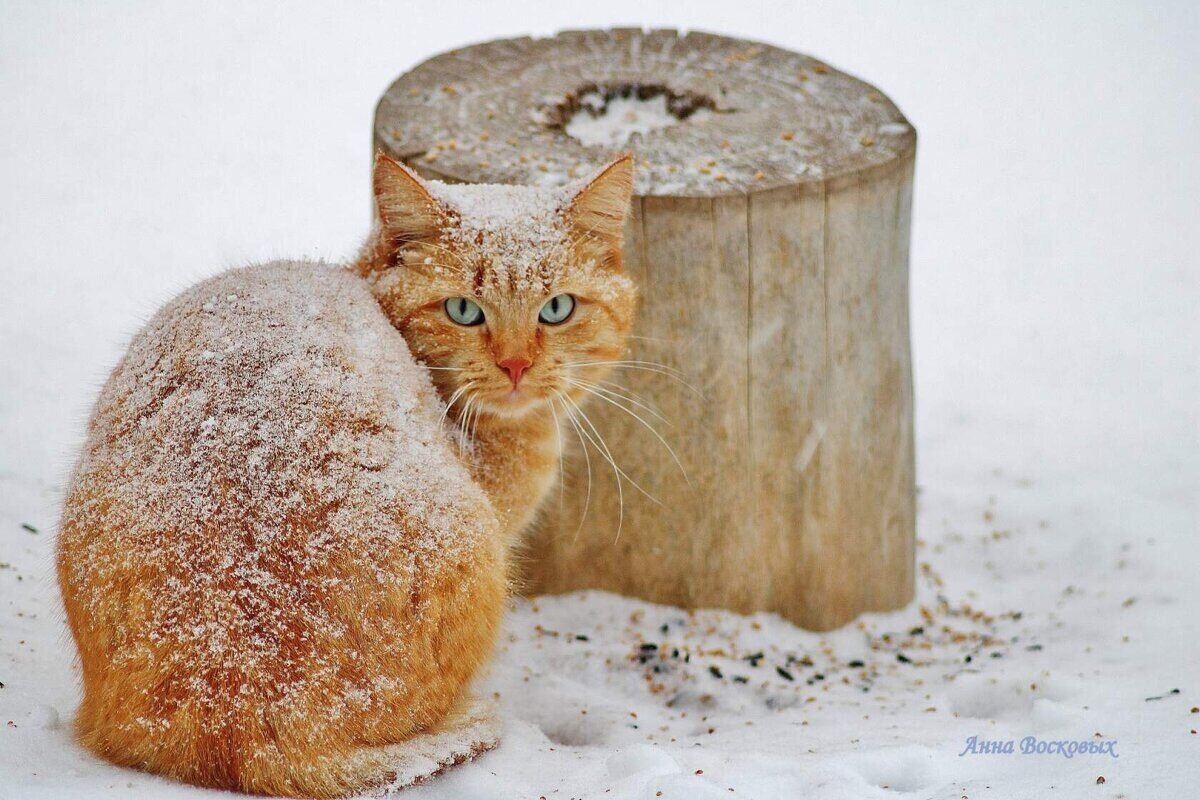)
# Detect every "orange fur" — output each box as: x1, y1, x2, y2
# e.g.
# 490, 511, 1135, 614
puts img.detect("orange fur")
56, 156, 636, 797
356, 153, 638, 537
